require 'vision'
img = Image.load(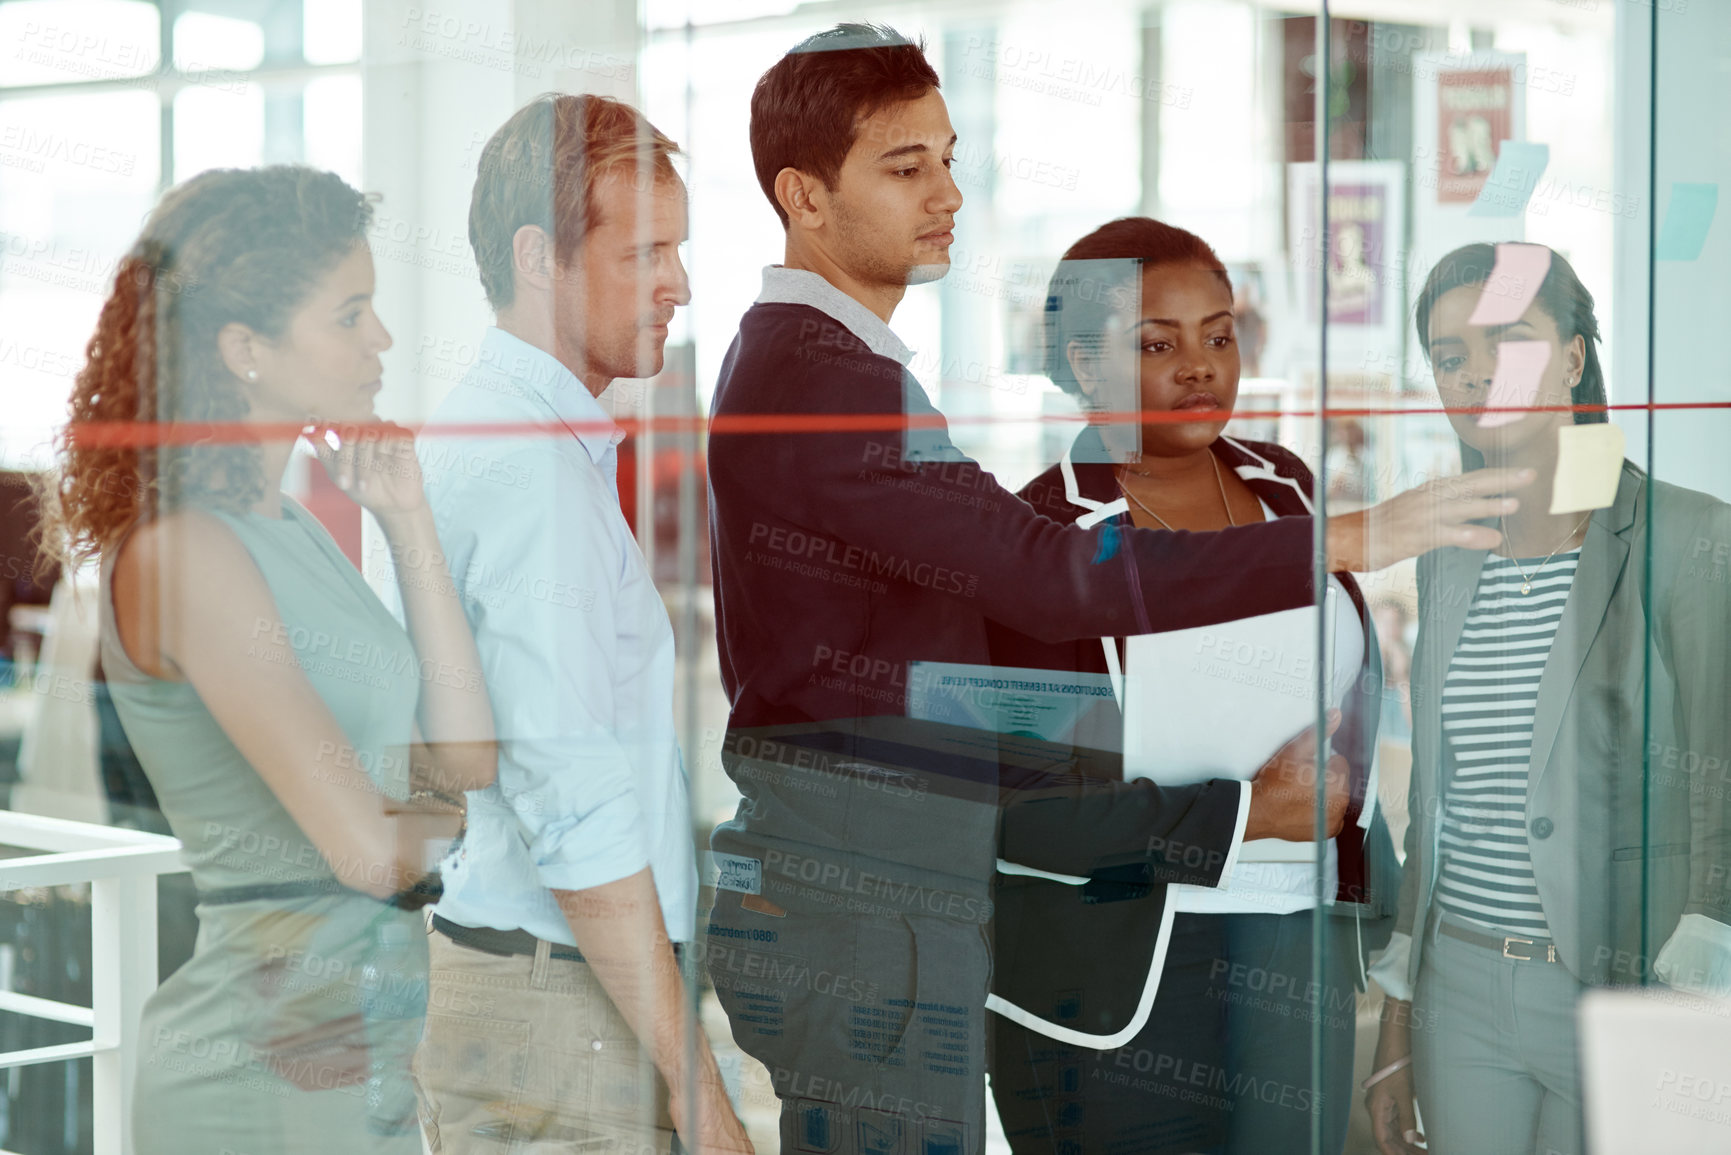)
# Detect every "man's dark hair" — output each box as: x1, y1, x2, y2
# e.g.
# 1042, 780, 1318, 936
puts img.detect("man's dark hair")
749, 23, 940, 229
